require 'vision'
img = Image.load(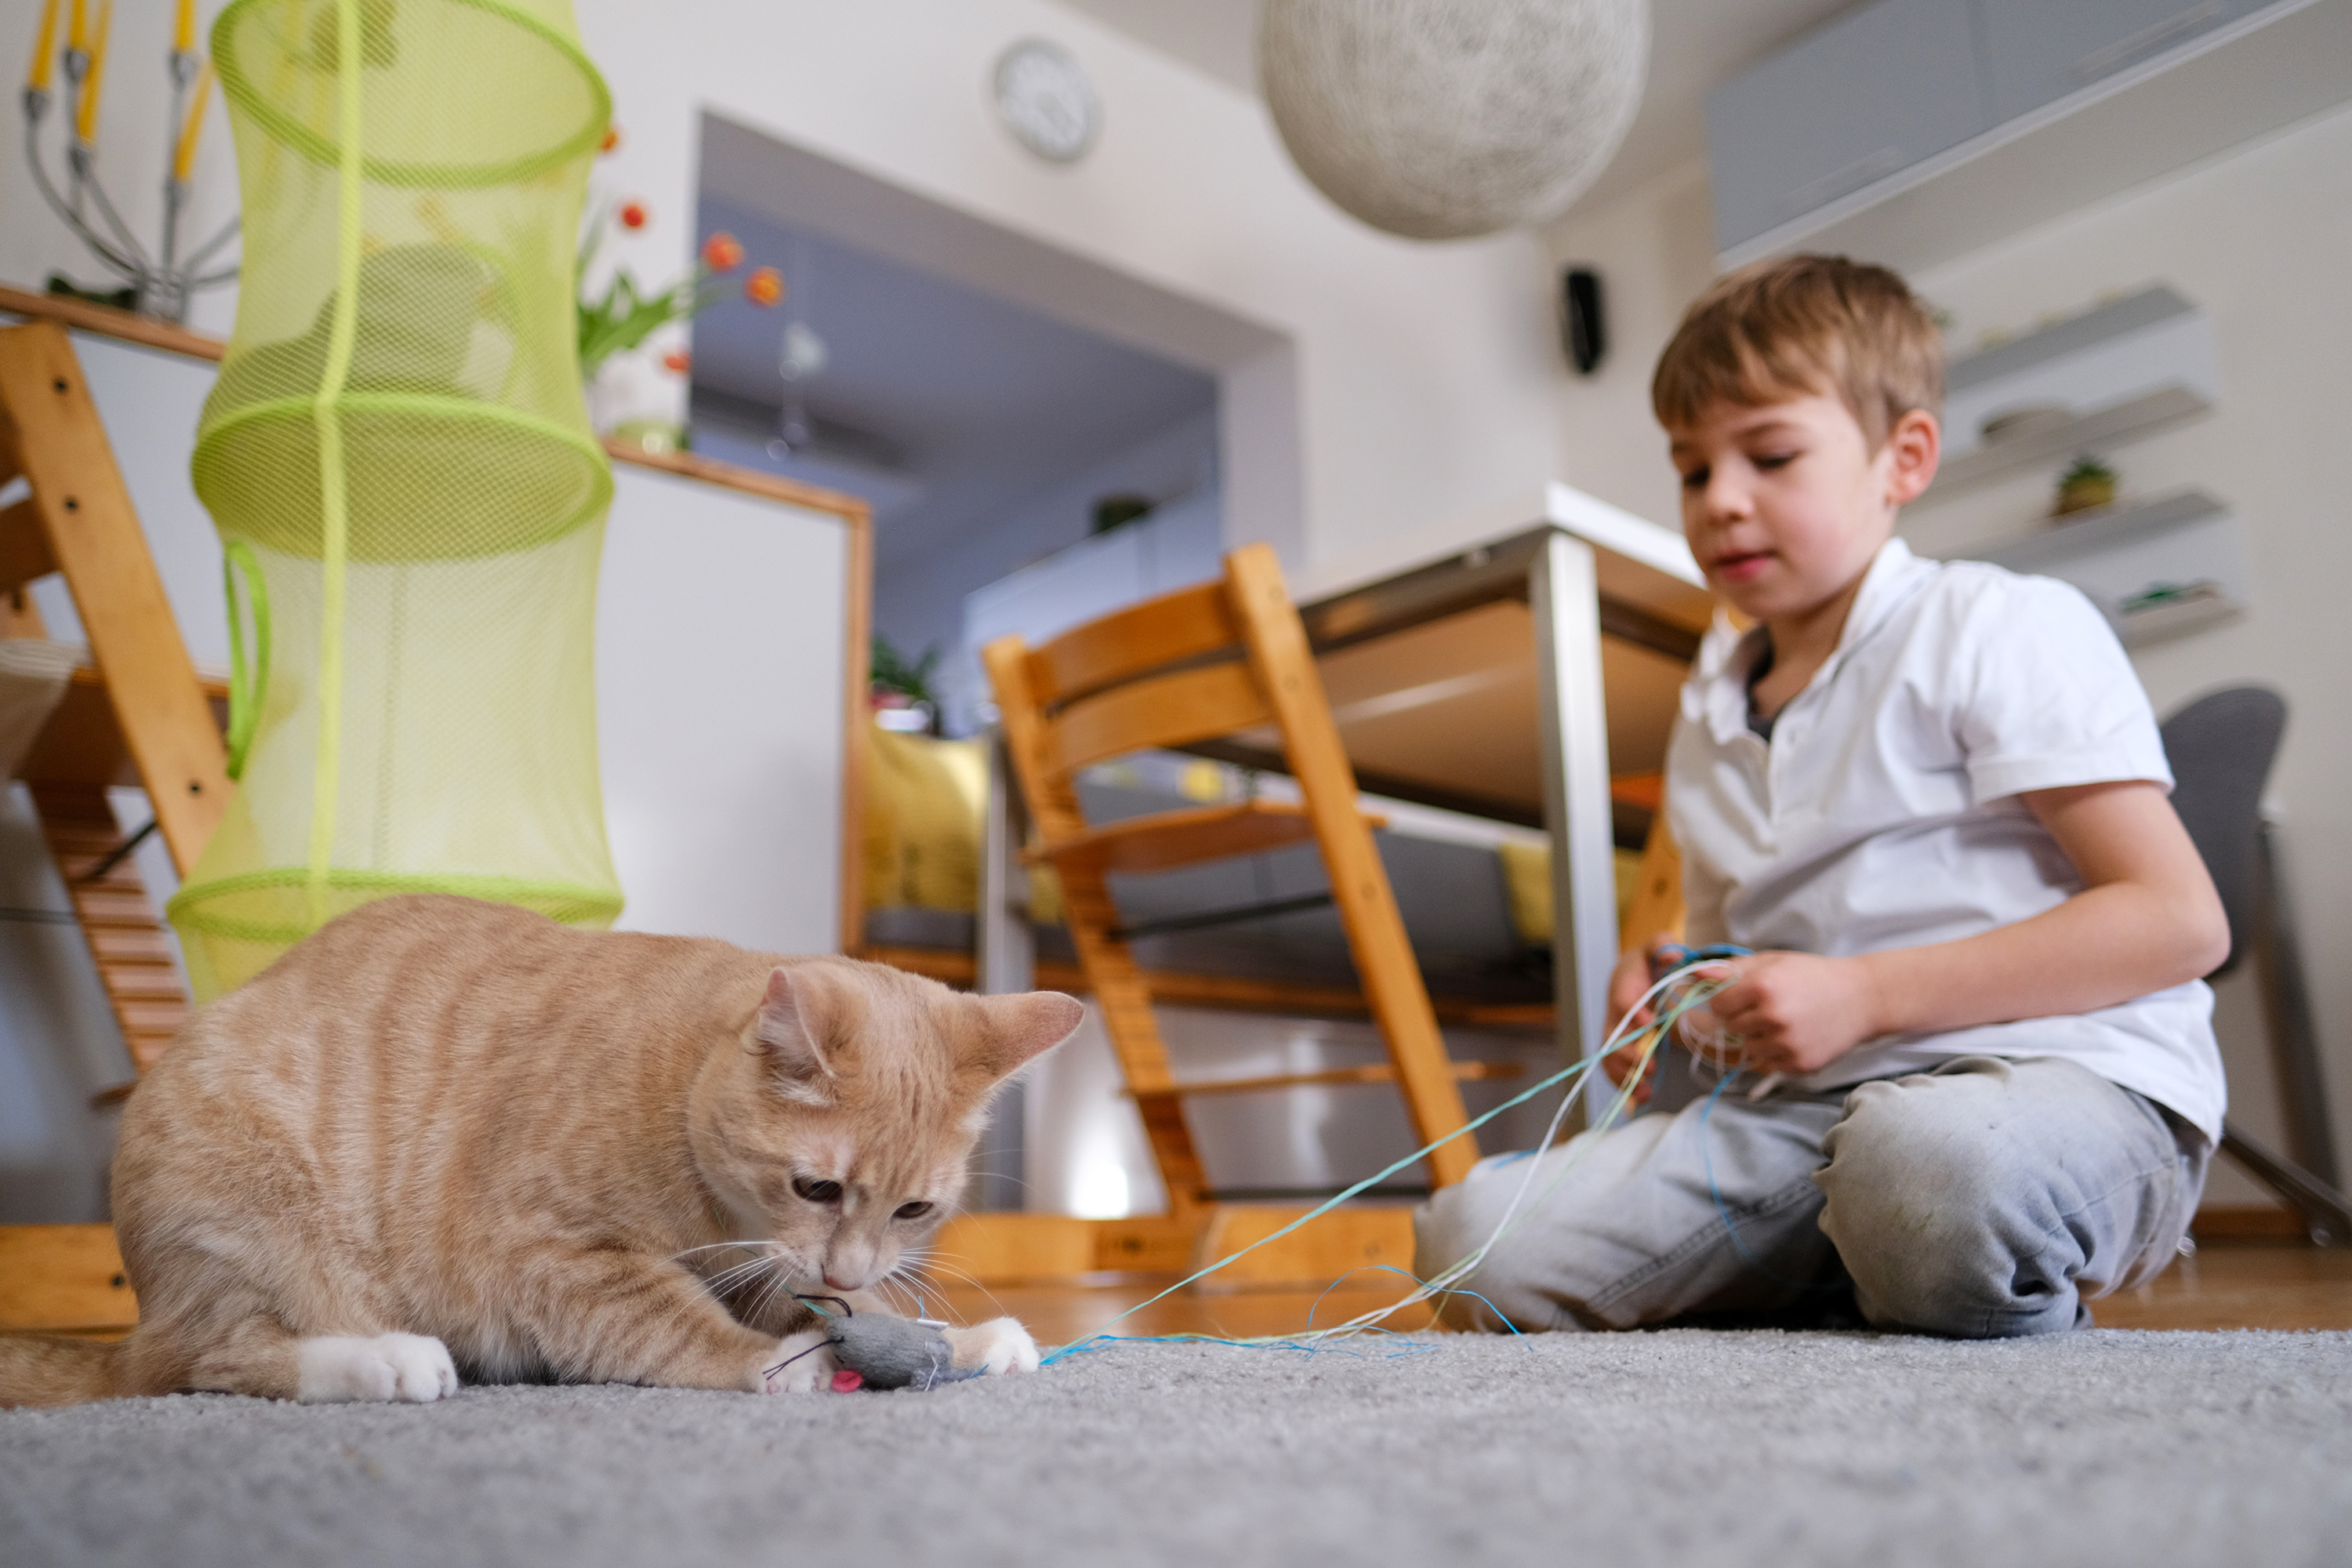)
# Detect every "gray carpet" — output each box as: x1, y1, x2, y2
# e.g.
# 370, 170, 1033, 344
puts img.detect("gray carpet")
5, 1329, 2350, 1567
